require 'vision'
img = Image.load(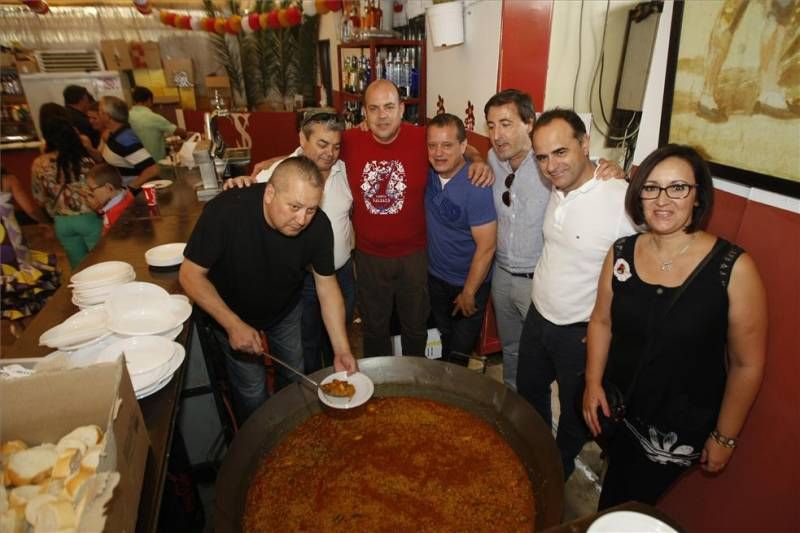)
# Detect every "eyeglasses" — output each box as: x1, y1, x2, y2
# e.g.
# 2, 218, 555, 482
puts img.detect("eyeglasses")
640, 183, 698, 200
501, 172, 515, 207
301, 112, 341, 128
